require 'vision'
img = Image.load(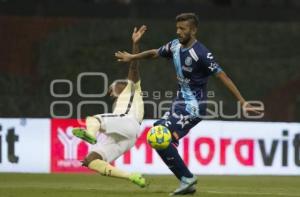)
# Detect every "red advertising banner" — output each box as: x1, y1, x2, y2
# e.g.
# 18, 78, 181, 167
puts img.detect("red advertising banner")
51, 119, 91, 173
